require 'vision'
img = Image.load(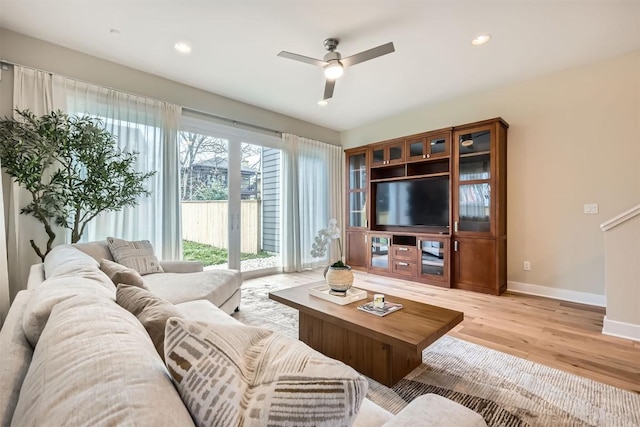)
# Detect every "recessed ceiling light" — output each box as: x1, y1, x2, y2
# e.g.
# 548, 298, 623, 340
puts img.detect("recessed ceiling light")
174, 42, 192, 54
471, 34, 491, 46
317, 100, 328, 106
